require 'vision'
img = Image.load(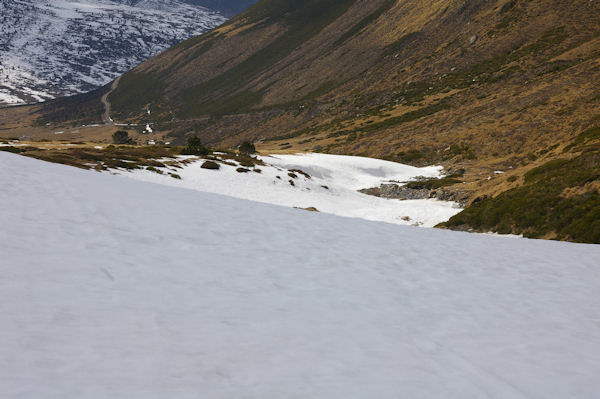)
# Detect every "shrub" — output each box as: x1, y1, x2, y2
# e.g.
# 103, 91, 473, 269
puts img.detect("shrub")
238, 156, 255, 167
440, 150, 600, 243
181, 136, 209, 155
0, 146, 25, 154
112, 130, 133, 145
238, 141, 256, 155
